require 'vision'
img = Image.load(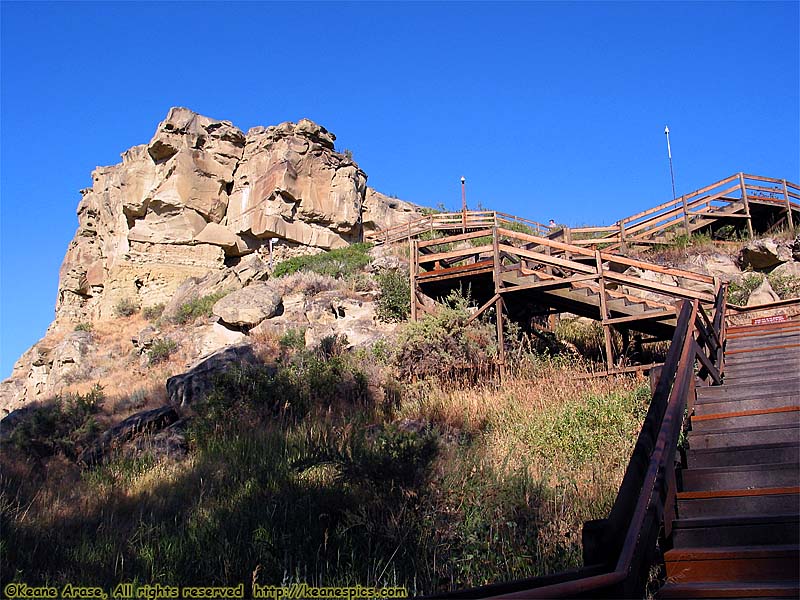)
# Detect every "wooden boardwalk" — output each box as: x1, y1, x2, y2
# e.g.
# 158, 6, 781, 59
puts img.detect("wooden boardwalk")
658, 319, 800, 599
367, 172, 799, 250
